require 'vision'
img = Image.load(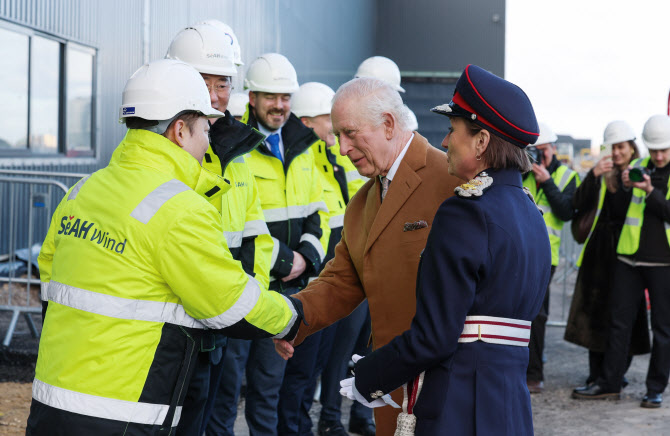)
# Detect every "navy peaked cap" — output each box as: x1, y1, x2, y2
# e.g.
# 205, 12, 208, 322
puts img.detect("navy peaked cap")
431, 64, 539, 148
